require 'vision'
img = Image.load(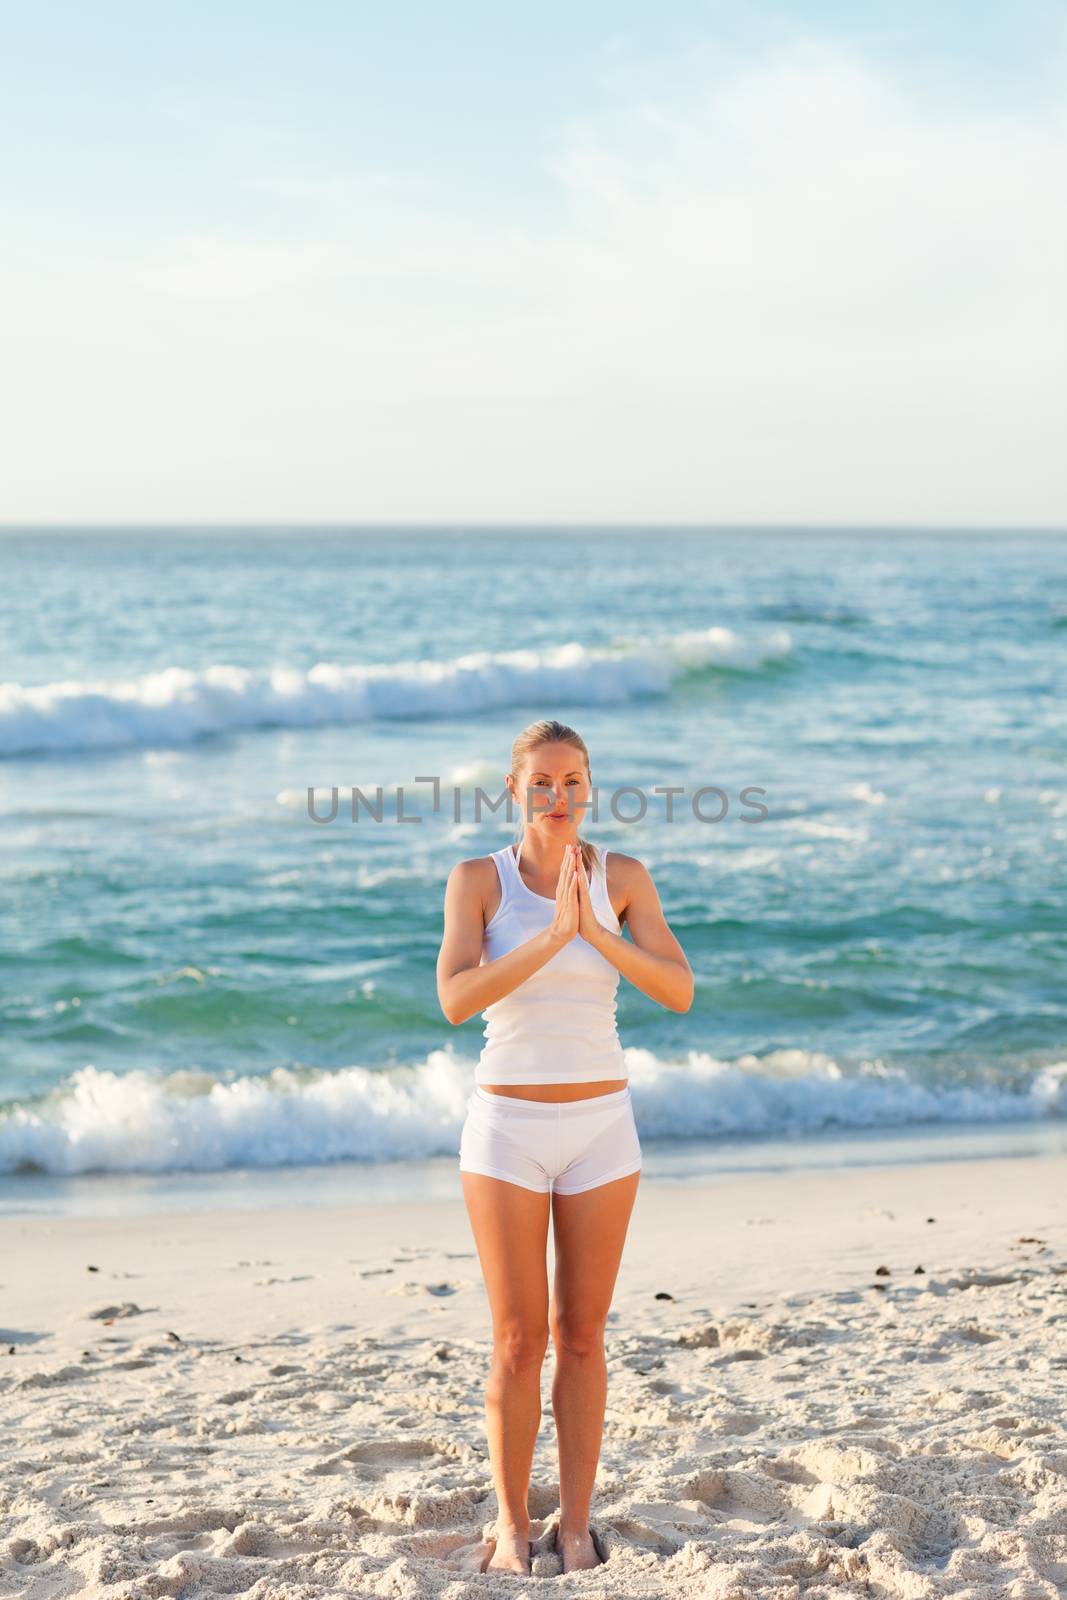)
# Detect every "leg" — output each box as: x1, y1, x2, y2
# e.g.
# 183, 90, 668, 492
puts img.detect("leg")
461, 1171, 551, 1575
549, 1169, 640, 1571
